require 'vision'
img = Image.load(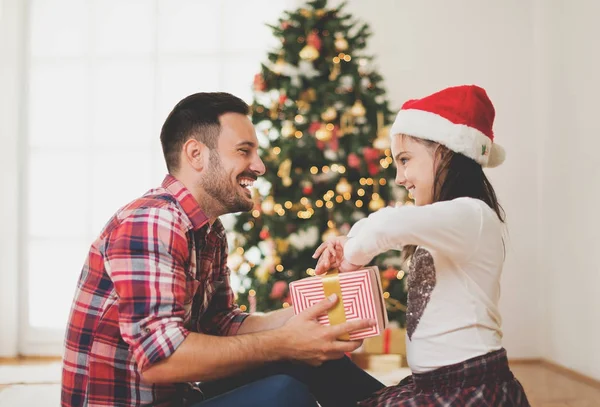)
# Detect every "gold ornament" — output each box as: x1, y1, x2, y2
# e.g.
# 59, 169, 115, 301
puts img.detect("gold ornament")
369, 193, 386, 211
281, 121, 295, 138
269, 101, 279, 120
340, 111, 355, 135
334, 32, 349, 51
321, 107, 337, 122
299, 8, 312, 18
373, 112, 391, 150
255, 262, 271, 284
350, 100, 367, 117
261, 196, 275, 215
278, 158, 293, 187
335, 178, 352, 195
274, 238, 290, 254
300, 88, 317, 102
296, 100, 310, 113
377, 111, 390, 138
300, 44, 320, 61
315, 9, 326, 18
329, 61, 341, 81
373, 130, 391, 150
315, 124, 333, 142
273, 55, 286, 75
